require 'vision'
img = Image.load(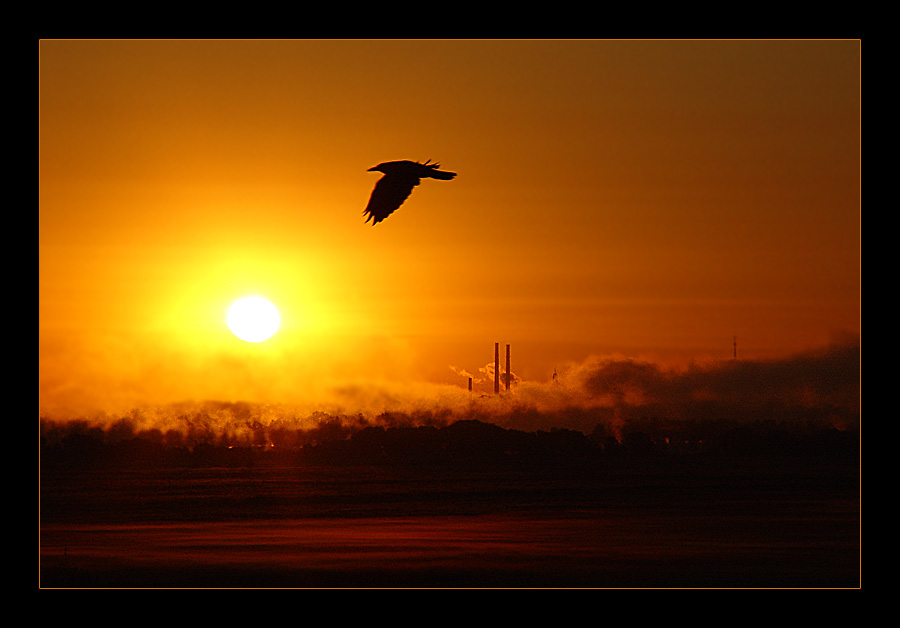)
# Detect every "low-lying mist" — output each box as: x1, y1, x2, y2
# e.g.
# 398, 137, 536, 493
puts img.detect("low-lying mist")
40, 336, 860, 455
